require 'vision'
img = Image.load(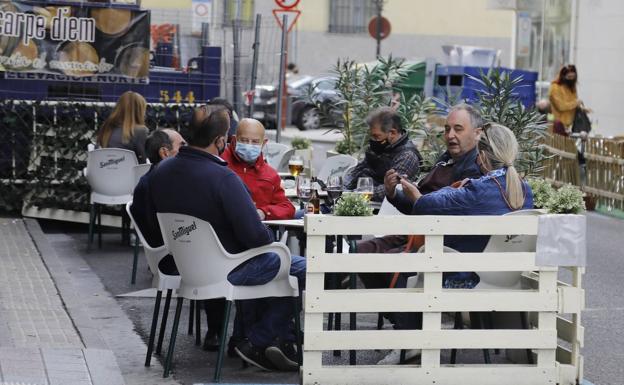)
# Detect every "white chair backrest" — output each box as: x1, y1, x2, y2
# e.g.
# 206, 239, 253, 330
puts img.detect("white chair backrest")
125, 202, 167, 275
316, 154, 358, 181
133, 164, 152, 186
277, 148, 296, 172
477, 209, 543, 288
86, 148, 138, 197
265, 142, 290, 169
